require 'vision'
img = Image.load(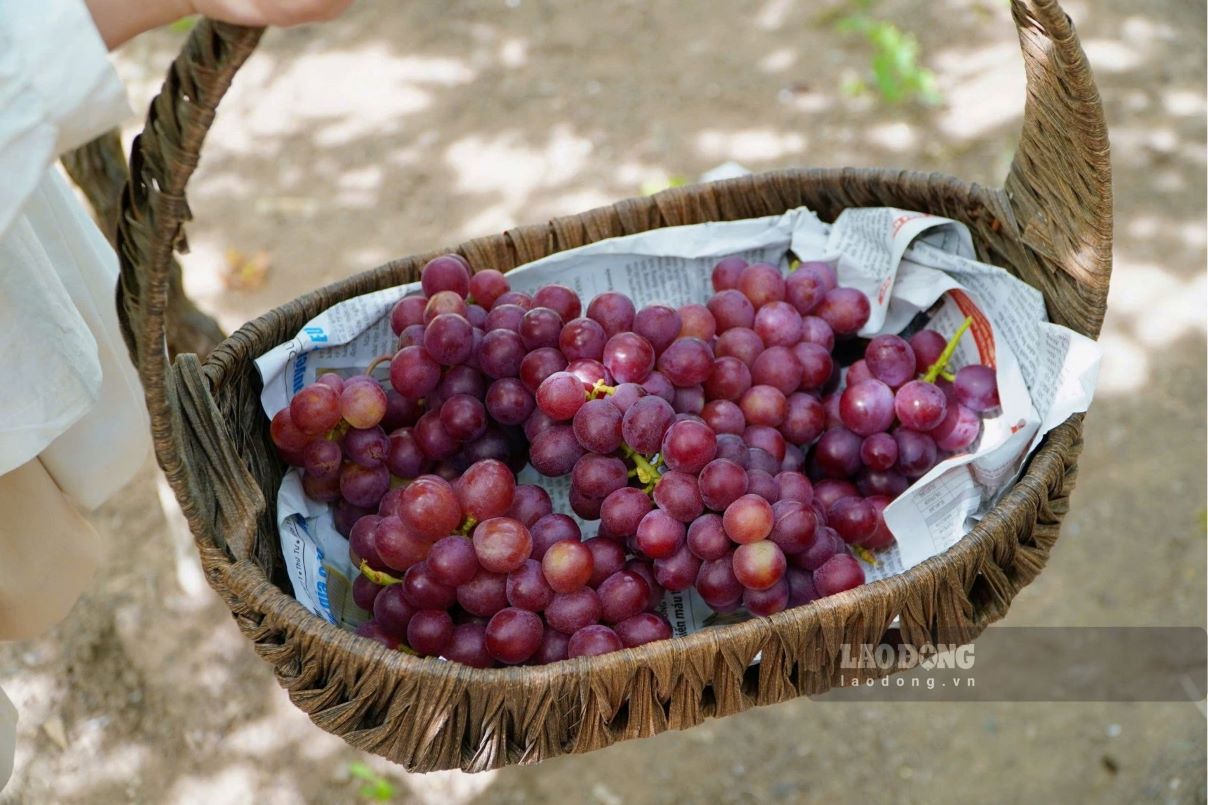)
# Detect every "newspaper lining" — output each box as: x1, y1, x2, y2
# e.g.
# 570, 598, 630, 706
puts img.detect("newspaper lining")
255, 206, 1099, 633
